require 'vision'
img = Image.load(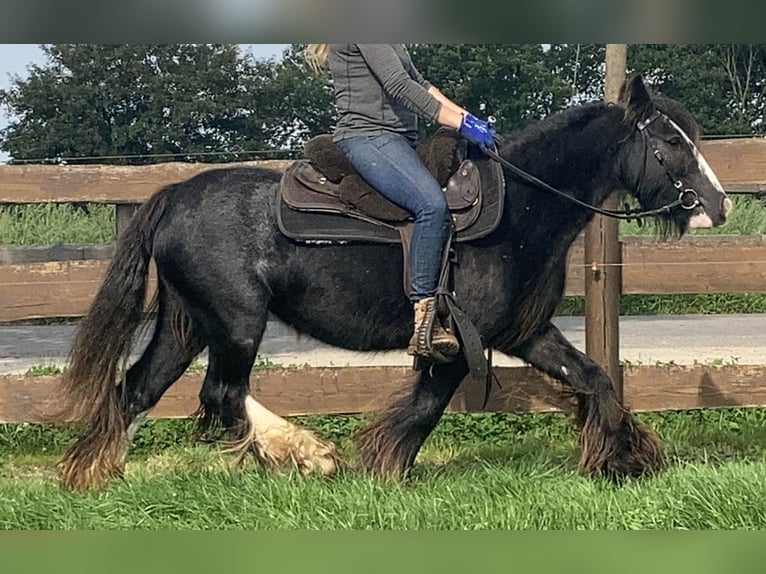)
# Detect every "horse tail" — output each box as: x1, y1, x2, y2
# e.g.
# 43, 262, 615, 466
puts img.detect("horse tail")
58, 189, 170, 425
